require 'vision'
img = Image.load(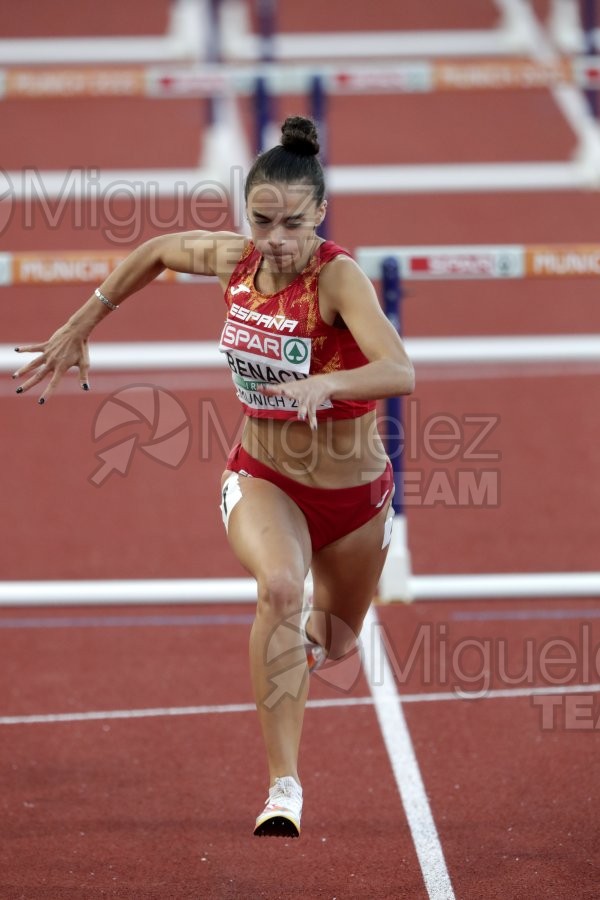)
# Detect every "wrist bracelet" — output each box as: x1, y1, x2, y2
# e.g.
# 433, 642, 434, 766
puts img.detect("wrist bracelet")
95, 288, 119, 311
